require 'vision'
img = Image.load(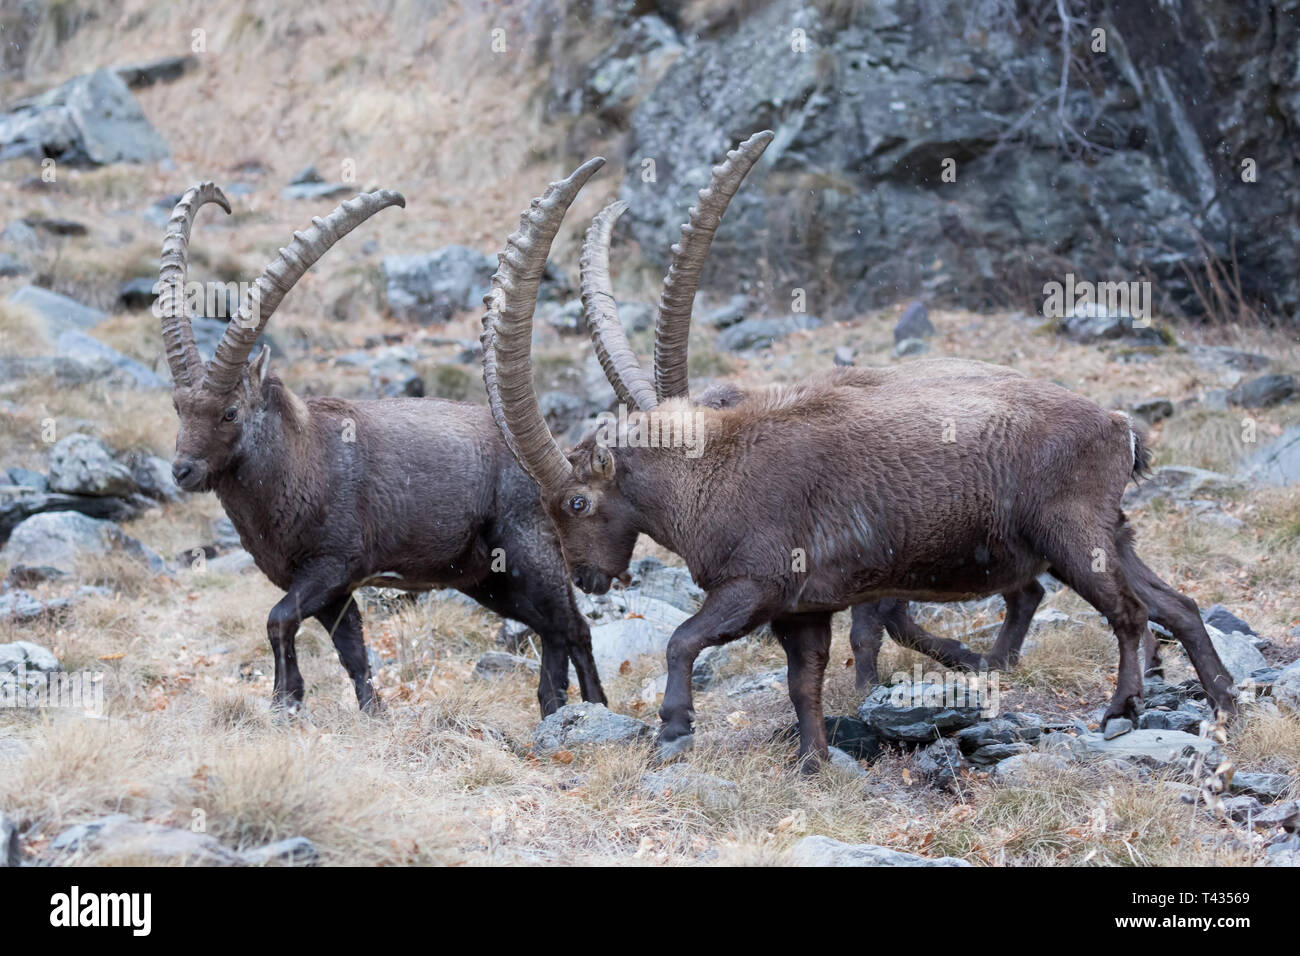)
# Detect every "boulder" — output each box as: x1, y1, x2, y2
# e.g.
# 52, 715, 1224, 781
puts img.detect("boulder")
473, 651, 540, 681
717, 314, 822, 352
0, 68, 169, 165
56, 330, 166, 390
1068, 728, 1219, 771
893, 301, 933, 341
1274, 660, 1300, 716
857, 682, 985, 744
383, 247, 495, 324
115, 55, 198, 89
1241, 425, 1300, 486
6, 286, 105, 338
533, 702, 653, 754
1202, 604, 1256, 637
788, 835, 970, 867
990, 751, 1074, 785
1228, 374, 1297, 409
0, 511, 162, 575
49, 814, 238, 865
1204, 624, 1268, 684
47, 434, 138, 497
